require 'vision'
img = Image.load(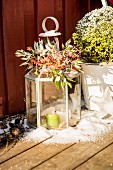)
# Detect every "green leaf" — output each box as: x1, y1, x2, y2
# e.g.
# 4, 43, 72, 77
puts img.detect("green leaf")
61, 81, 66, 89
65, 39, 71, 48
16, 53, 26, 57
66, 77, 75, 82
62, 43, 65, 49
55, 81, 60, 89
21, 57, 29, 60
67, 81, 72, 88
34, 42, 38, 50
52, 75, 57, 82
